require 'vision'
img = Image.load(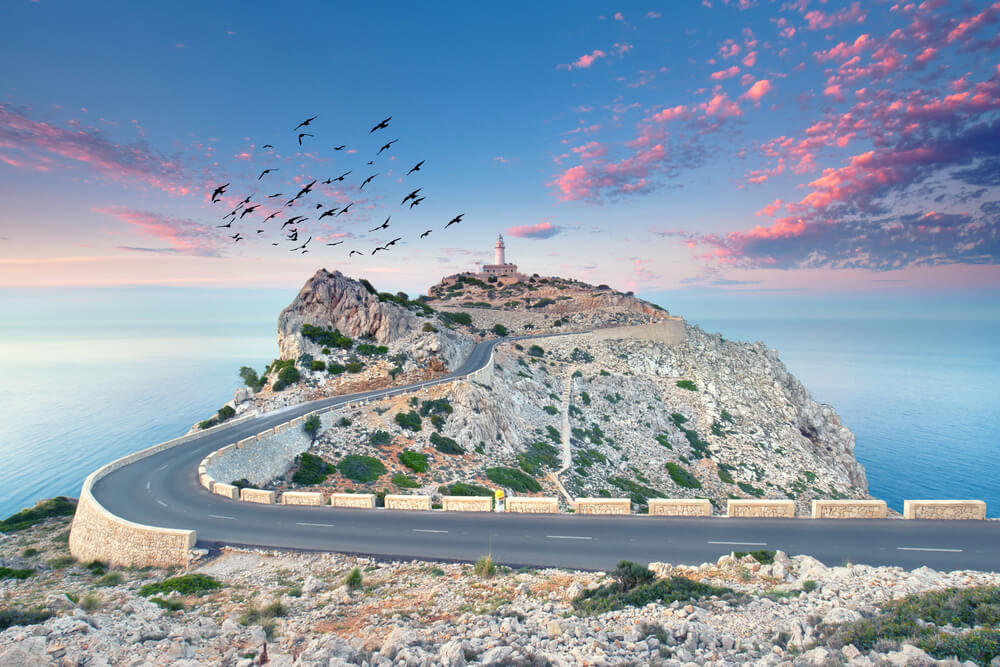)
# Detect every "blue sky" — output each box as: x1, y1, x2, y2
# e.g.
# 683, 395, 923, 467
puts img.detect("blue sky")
1, 0, 999, 310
